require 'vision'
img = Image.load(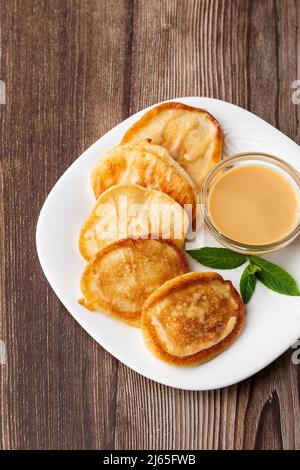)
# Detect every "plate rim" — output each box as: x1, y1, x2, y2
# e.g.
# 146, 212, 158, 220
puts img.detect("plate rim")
36, 96, 300, 391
